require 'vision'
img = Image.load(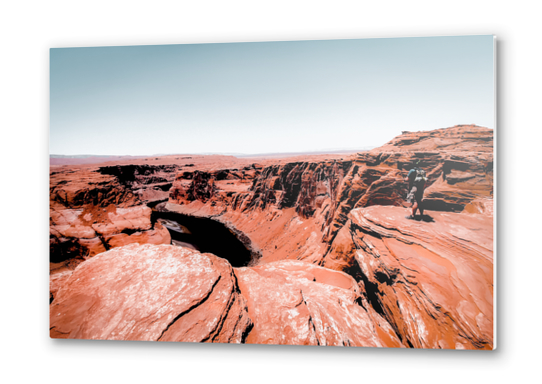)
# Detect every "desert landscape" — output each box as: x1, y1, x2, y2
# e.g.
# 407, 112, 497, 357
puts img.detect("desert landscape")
49, 124, 494, 349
